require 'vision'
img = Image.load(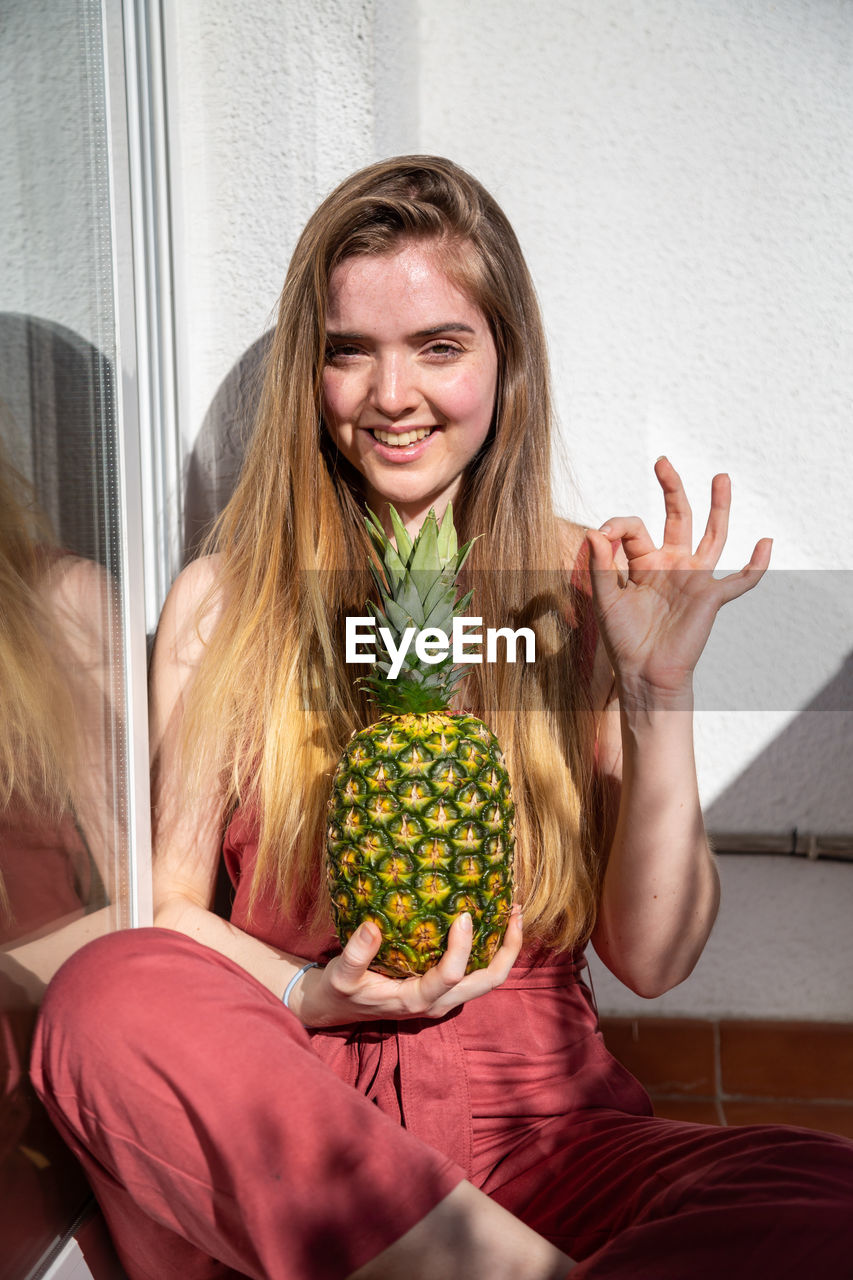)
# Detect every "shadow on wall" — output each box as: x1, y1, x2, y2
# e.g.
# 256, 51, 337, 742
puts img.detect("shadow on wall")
183, 330, 273, 562
706, 650, 853, 845
186, 340, 853, 849
0, 313, 114, 568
